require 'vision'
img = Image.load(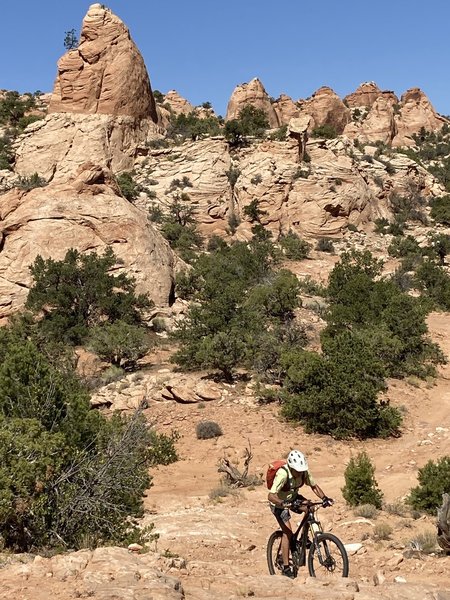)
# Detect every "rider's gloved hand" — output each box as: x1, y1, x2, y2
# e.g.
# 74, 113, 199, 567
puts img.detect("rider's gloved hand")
290, 498, 305, 513
281, 501, 292, 509
322, 496, 334, 508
